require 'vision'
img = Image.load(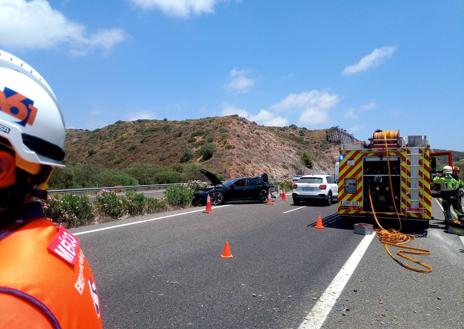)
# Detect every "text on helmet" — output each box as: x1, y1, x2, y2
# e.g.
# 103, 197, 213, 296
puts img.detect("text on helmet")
0, 87, 38, 126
